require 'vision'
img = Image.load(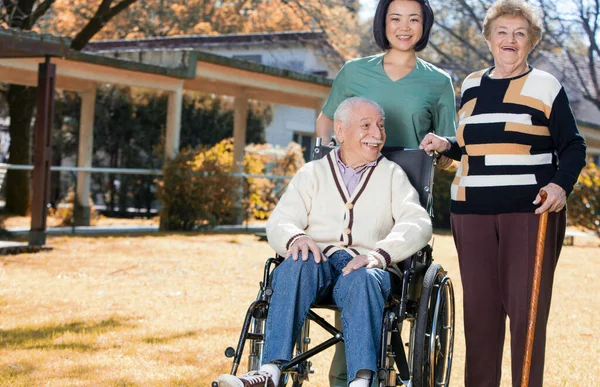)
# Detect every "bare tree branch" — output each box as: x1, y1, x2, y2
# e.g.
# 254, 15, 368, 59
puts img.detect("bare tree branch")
23, 0, 54, 28
70, 0, 138, 50
455, 0, 484, 32
429, 41, 476, 76
434, 20, 492, 63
